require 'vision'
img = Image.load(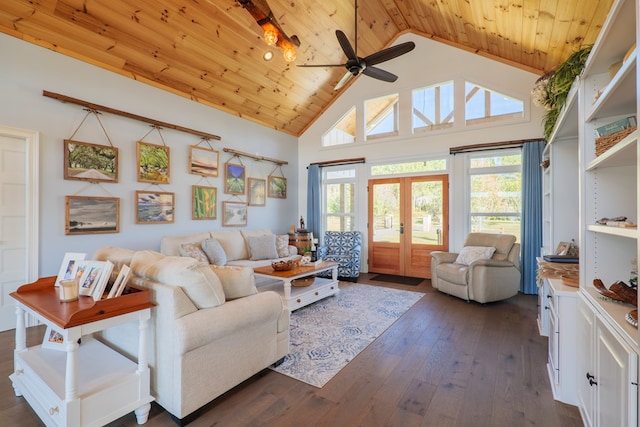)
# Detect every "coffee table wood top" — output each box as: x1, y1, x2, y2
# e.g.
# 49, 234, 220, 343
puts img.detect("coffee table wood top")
254, 261, 338, 279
